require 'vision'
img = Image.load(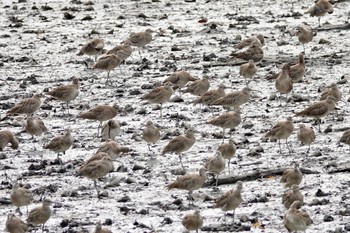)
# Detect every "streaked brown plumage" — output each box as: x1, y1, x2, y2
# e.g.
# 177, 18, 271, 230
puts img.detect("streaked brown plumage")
235, 34, 264, 49
207, 111, 241, 142
96, 139, 130, 159
193, 85, 226, 107
27, 199, 52, 231
305, 0, 334, 27
94, 221, 112, 233
297, 124, 316, 153
289, 53, 305, 83
166, 167, 206, 204
142, 121, 160, 153
296, 24, 313, 54
44, 129, 73, 163
101, 119, 121, 141
231, 41, 264, 62
164, 71, 197, 91
77, 38, 105, 61
281, 163, 303, 188
211, 87, 251, 110
182, 210, 203, 233
275, 64, 293, 102
78, 103, 120, 135
217, 139, 236, 174
162, 127, 196, 169
92, 54, 122, 84
214, 181, 243, 220
106, 41, 132, 61
10, 181, 34, 215
7, 94, 42, 117
339, 129, 350, 151
0, 130, 19, 151
126, 29, 153, 48
184, 76, 210, 96
239, 60, 257, 85
25, 117, 48, 139
6, 214, 28, 233
294, 96, 336, 132
282, 185, 304, 209
78, 156, 114, 197
283, 201, 313, 232
320, 83, 342, 103
83, 152, 111, 166
141, 82, 173, 118
265, 117, 294, 154
46, 78, 79, 113
205, 152, 225, 186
